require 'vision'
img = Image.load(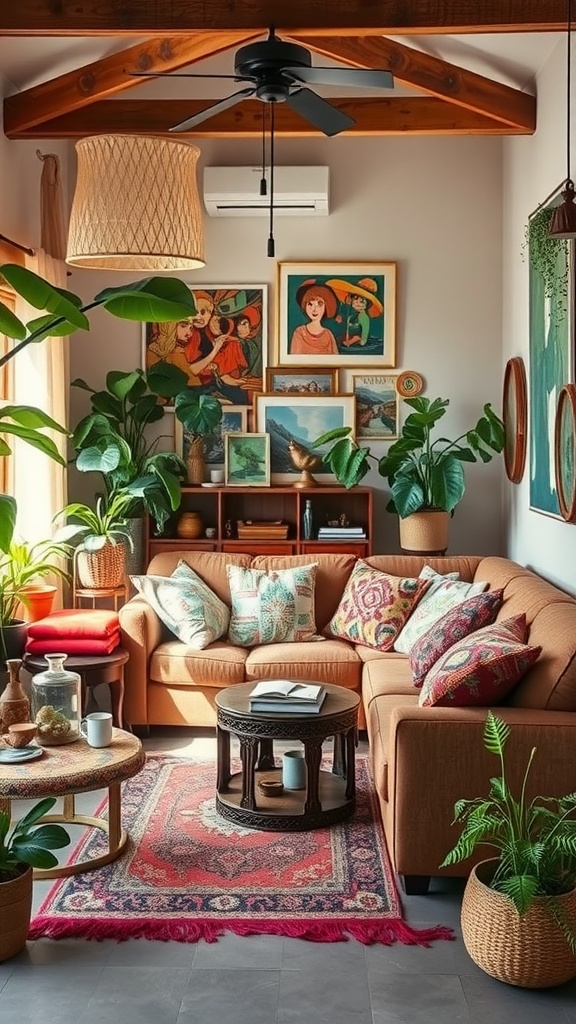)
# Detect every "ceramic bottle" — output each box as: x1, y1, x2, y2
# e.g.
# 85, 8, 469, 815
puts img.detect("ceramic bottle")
0, 659, 30, 730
